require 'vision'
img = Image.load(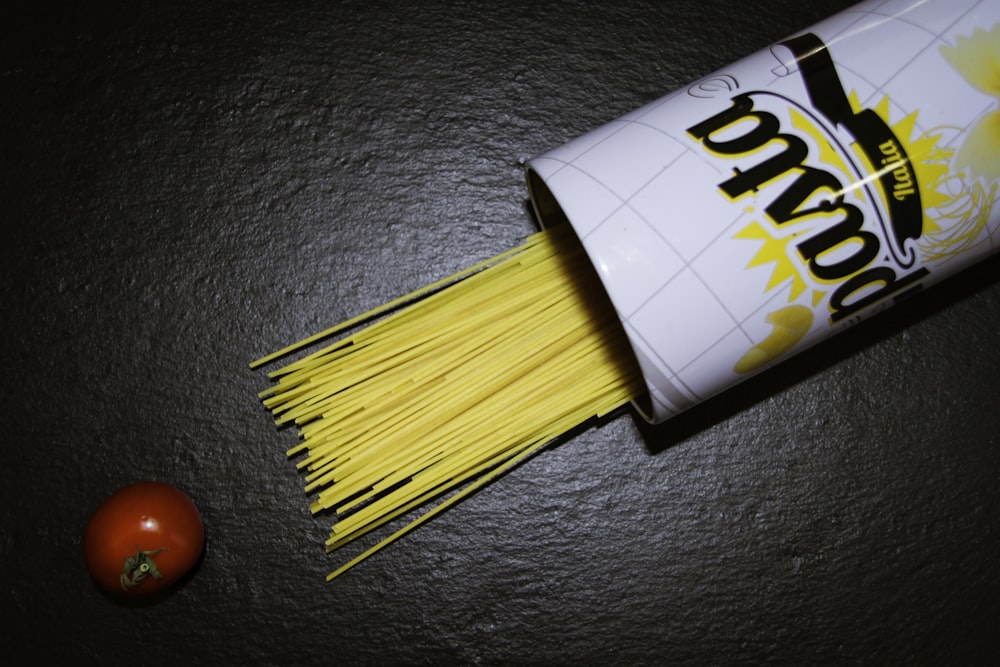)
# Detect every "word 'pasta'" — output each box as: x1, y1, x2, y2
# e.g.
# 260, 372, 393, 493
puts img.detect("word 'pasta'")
252, 223, 644, 580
